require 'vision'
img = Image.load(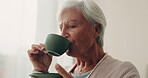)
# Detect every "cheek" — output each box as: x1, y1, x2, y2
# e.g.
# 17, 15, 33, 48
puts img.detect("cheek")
78, 28, 94, 42
70, 28, 94, 47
